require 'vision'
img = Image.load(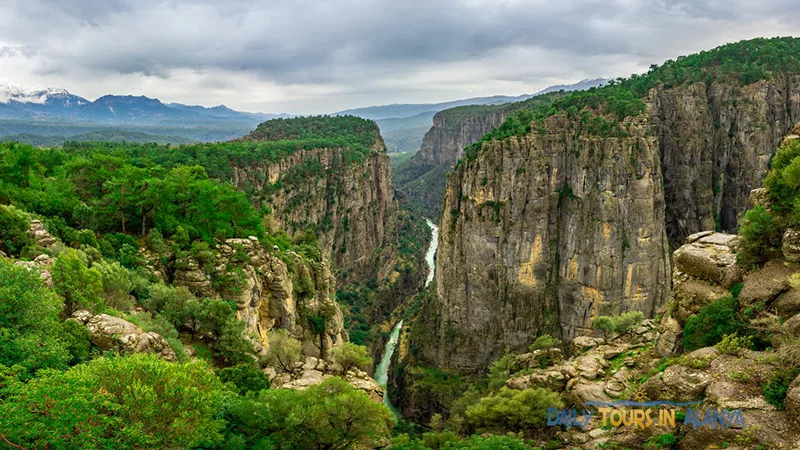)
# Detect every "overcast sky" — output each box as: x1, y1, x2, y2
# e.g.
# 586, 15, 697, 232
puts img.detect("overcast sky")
0, 0, 798, 114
